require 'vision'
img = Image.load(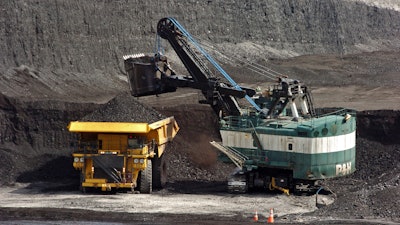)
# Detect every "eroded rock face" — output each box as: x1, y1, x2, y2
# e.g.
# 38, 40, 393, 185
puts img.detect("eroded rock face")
1, 0, 400, 75
1, 0, 400, 103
